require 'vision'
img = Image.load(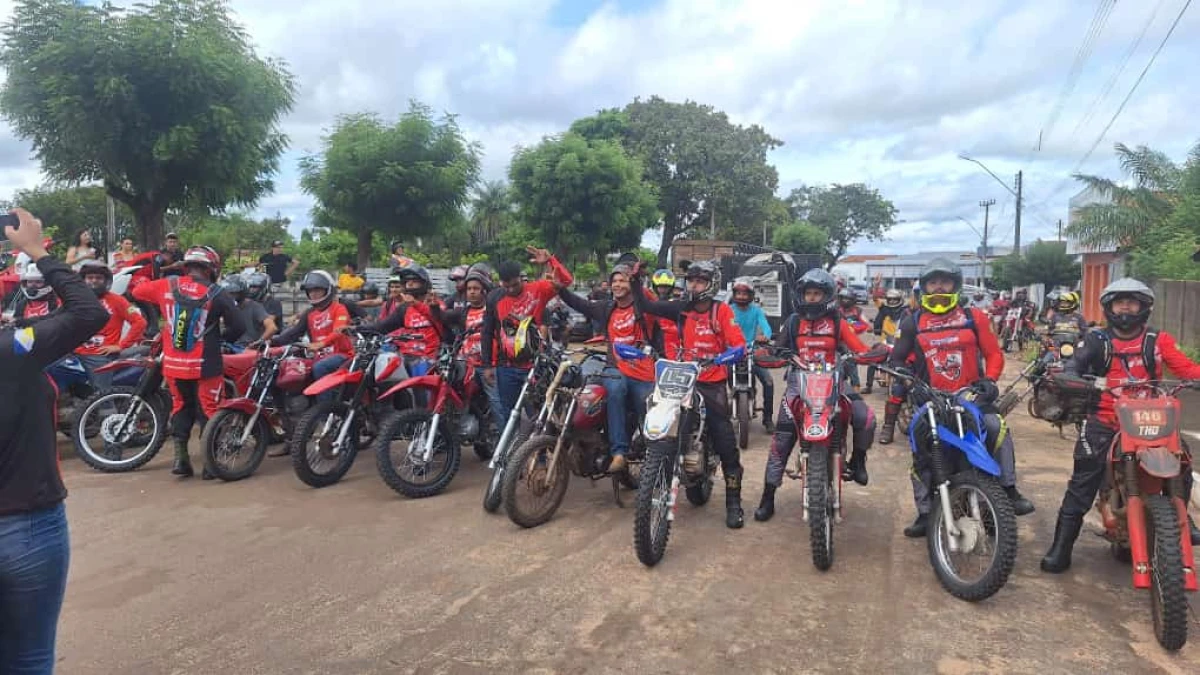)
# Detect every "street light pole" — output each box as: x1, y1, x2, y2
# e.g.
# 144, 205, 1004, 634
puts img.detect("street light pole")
958, 154, 1025, 258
